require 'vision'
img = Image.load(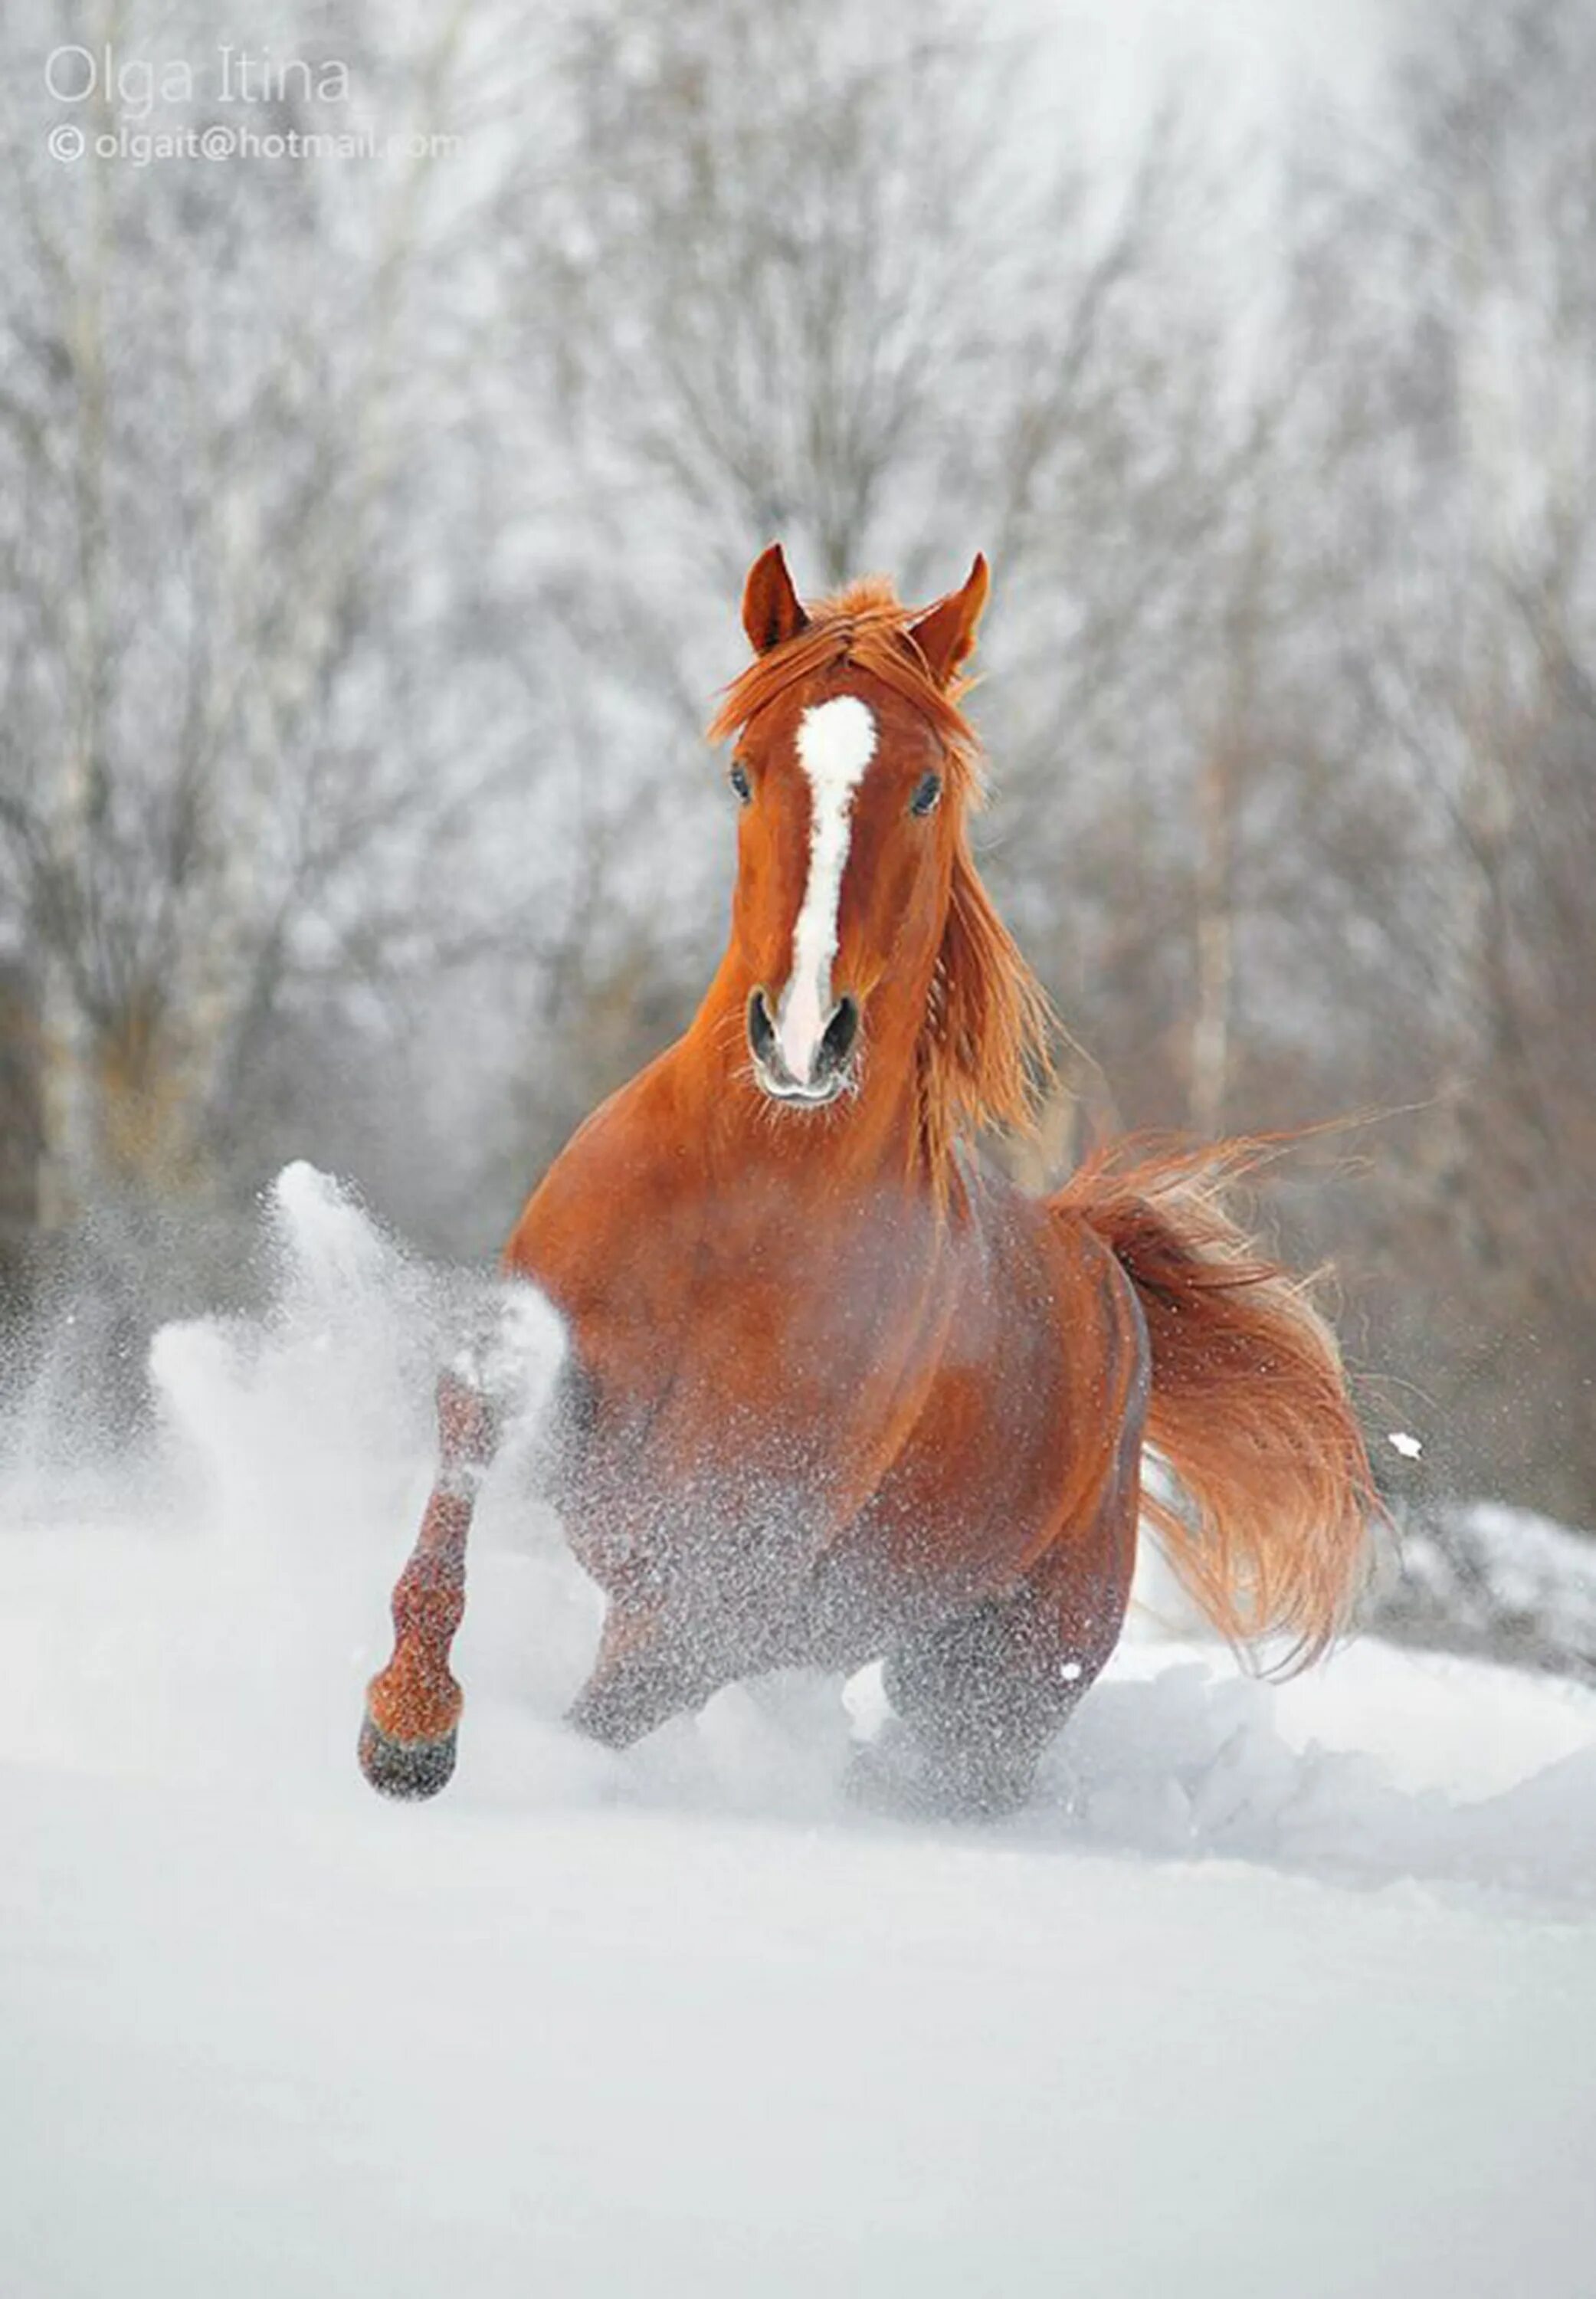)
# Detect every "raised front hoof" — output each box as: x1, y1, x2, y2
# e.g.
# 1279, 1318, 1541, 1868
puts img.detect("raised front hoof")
358, 1713, 458, 1801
